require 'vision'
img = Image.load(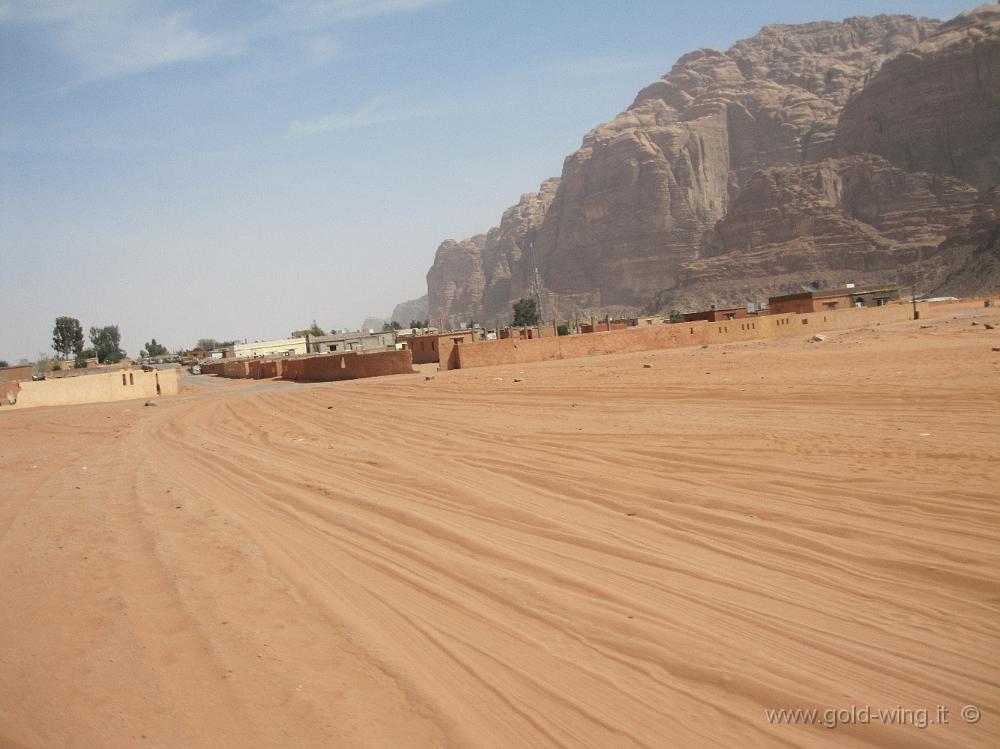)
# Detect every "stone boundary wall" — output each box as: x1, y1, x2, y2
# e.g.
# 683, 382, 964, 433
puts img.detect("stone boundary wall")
0, 365, 34, 383
448, 302, 930, 370
0, 368, 180, 411
280, 350, 414, 382
200, 360, 251, 378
